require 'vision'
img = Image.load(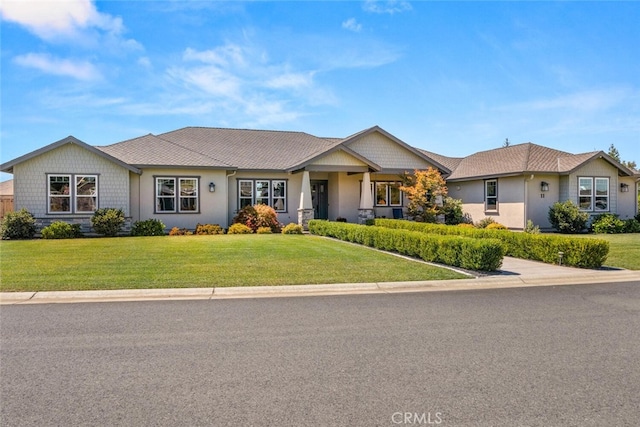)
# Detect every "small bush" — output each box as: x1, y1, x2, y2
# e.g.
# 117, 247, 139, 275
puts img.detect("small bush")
623, 218, 640, 233
131, 219, 165, 236
195, 223, 225, 235
548, 201, 589, 234
232, 204, 281, 233
1, 208, 37, 240
41, 221, 82, 239
282, 223, 304, 234
227, 223, 253, 234
169, 227, 192, 236
591, 213, 625, 234
256, 226, 272, 234
336, 217, 347, 223
475, 217, 496, 229
91, 208, 125, 237
486, 222, 507, 230
524, 219, 540, 234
